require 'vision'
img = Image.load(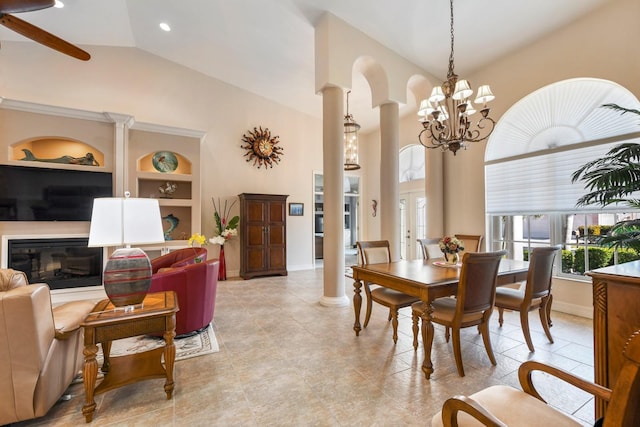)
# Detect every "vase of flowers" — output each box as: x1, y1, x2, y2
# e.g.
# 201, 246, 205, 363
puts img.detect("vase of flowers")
439, 236, 464, 265
210, 198, 240, 280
